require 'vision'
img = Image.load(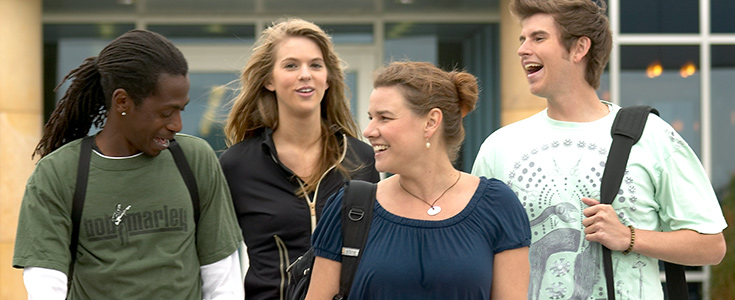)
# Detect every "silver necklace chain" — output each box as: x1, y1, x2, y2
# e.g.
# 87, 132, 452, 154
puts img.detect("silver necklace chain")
399, 171, 462, 213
